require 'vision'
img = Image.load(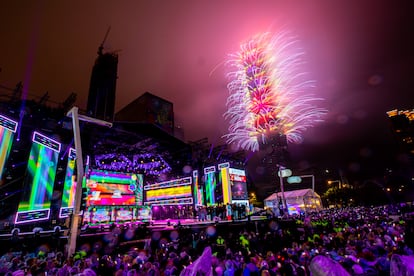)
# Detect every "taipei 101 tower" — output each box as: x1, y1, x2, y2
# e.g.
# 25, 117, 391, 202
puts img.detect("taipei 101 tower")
86, 27, 118, 121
